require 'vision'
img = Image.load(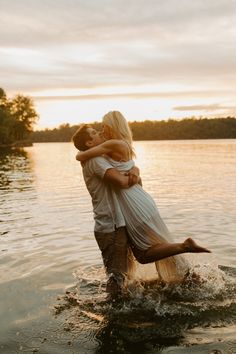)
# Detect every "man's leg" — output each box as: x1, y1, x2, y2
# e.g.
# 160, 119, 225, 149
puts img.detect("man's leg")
94, 227, 134, 298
